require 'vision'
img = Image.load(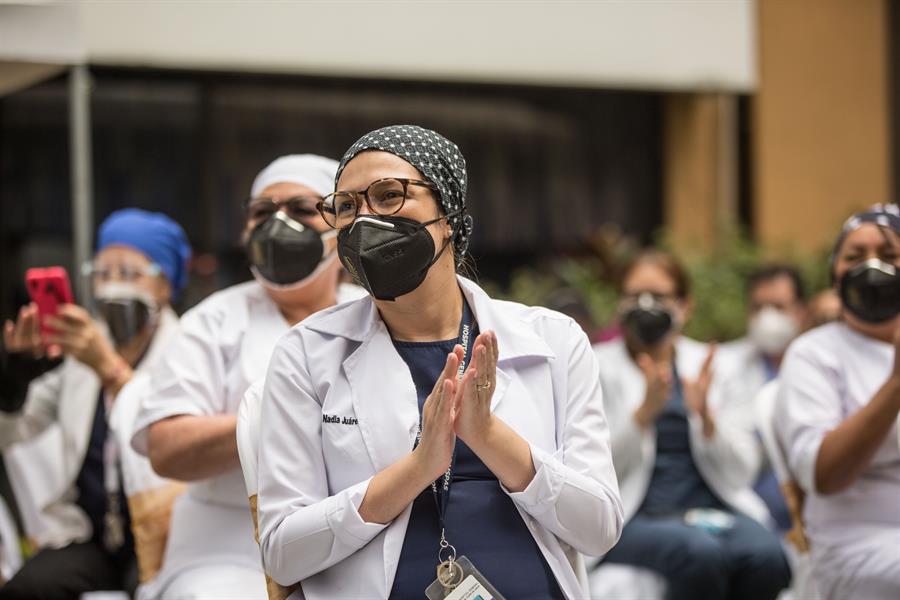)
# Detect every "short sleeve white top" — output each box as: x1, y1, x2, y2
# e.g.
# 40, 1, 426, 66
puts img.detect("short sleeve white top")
776, 321, 900, 540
